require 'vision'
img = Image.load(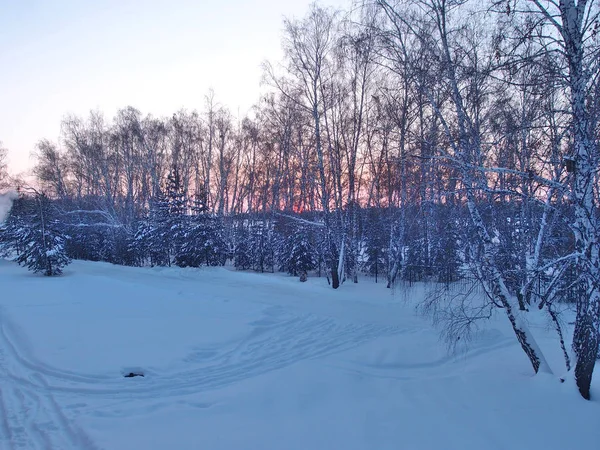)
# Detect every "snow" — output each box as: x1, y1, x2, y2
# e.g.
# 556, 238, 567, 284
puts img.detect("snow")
0, 259, 598, 449
0, 191, 17, 223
